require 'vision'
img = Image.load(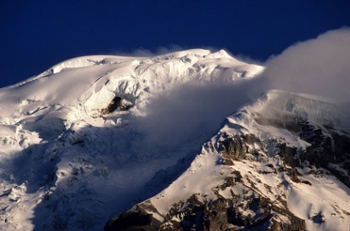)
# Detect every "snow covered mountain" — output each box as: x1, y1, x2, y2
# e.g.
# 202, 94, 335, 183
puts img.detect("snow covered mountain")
0, 49, 349, 231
